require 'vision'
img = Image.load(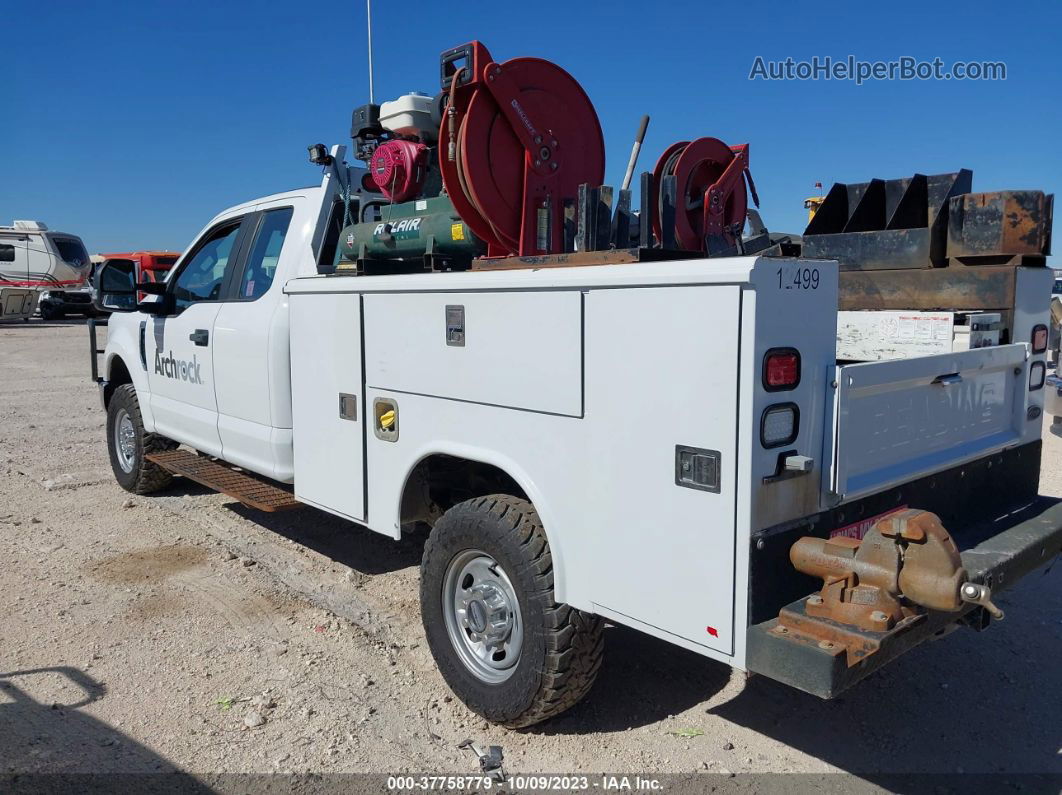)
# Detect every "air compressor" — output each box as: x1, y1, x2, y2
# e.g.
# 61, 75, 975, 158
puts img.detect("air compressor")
336, 92, 485, 272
